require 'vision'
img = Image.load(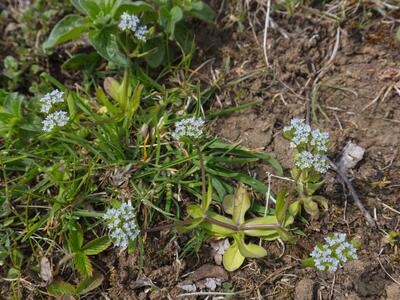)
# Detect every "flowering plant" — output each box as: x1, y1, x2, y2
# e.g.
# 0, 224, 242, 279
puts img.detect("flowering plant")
283, 119, 330, 218
303, 233, 358, 272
